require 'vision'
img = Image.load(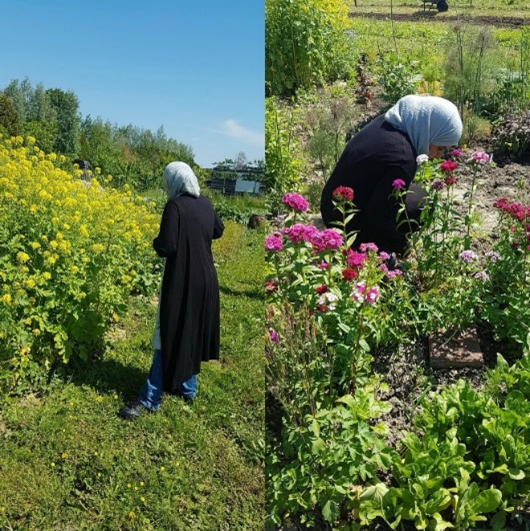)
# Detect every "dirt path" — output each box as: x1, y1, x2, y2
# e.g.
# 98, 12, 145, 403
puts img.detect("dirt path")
349, 11, 530, 28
